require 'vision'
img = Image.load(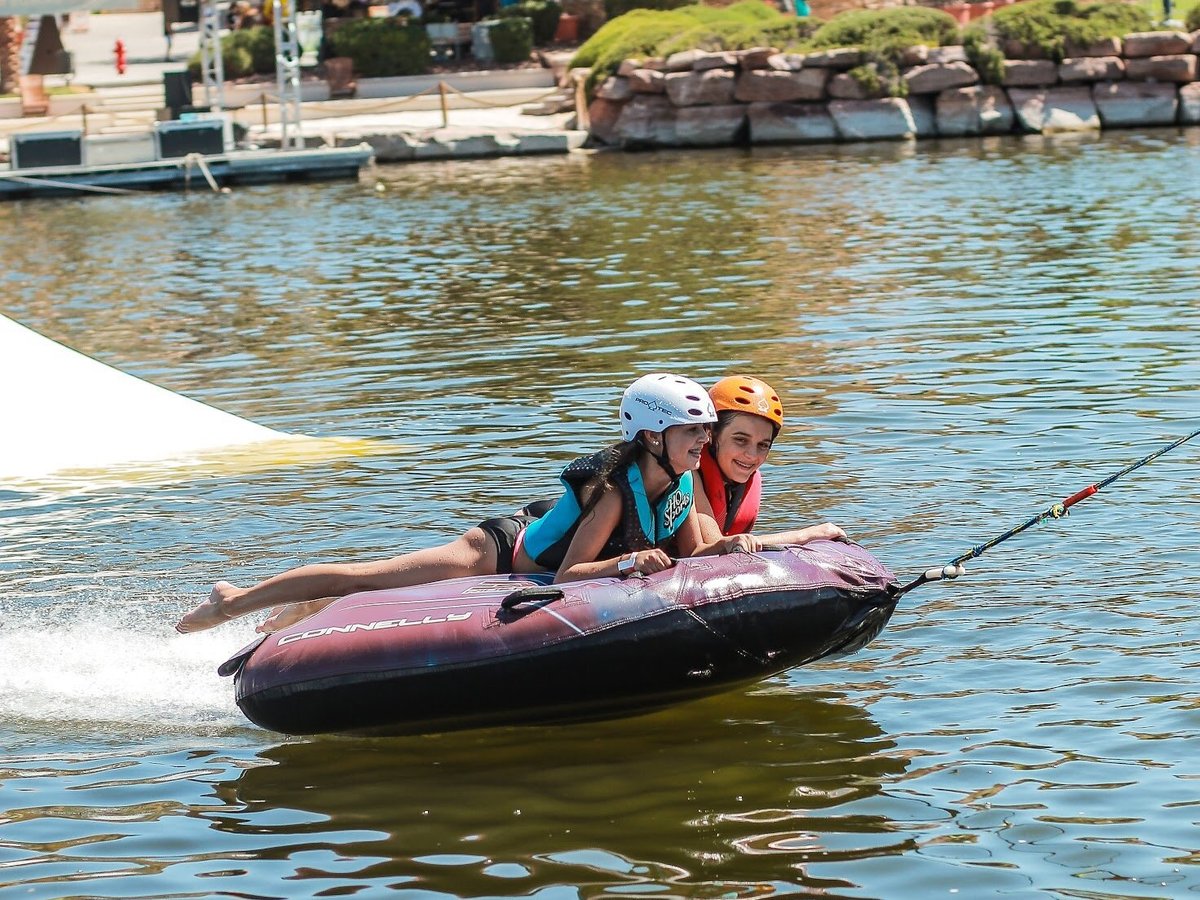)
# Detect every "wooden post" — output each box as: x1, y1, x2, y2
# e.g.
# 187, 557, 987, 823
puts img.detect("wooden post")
81, 103, 88, 135
439, 80, 449, 128
574, 72, 589, 131
260, 92, 268, 129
